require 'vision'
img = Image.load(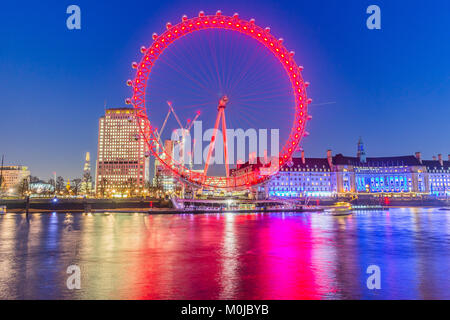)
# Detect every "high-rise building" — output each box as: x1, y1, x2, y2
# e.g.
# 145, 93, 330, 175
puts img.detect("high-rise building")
81, 152, 92, 195
95, 107, 149, 196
